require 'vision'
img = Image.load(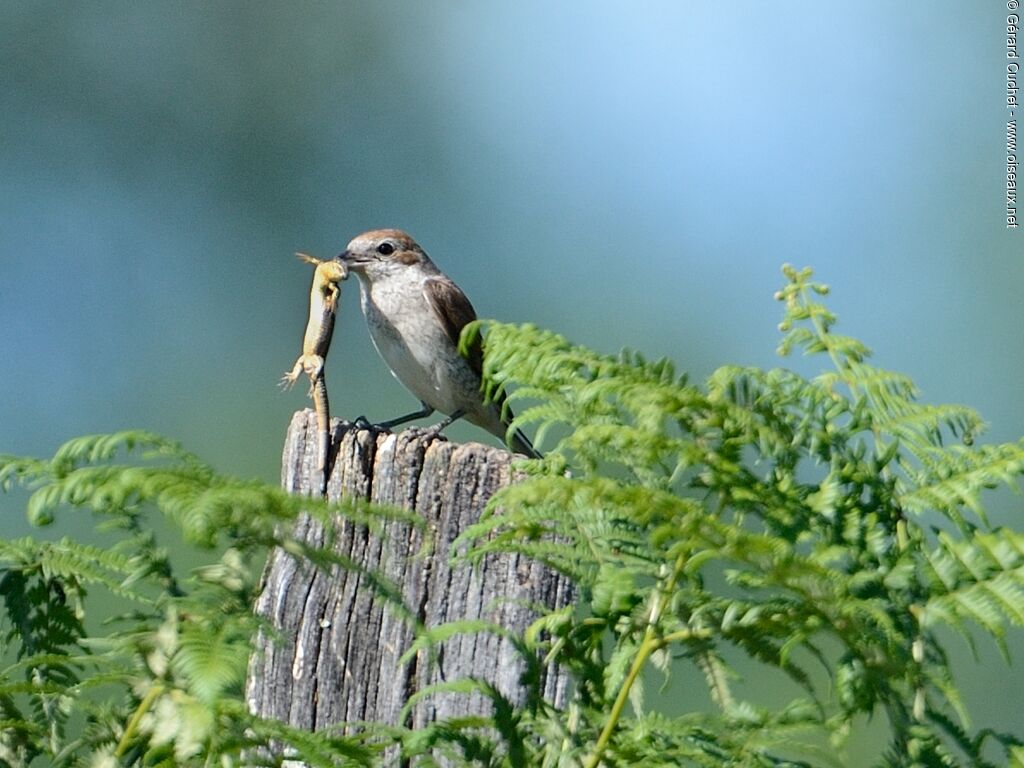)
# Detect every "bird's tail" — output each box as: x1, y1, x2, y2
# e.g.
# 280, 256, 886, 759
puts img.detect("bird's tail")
508, 426, 543, 460
478, 403, 543, 459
